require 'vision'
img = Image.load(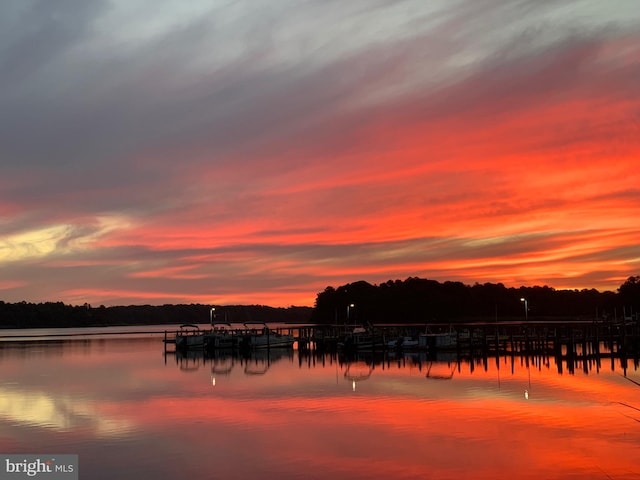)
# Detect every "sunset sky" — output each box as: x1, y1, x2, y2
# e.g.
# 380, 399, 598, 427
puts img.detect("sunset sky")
1, 0, 639, 307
